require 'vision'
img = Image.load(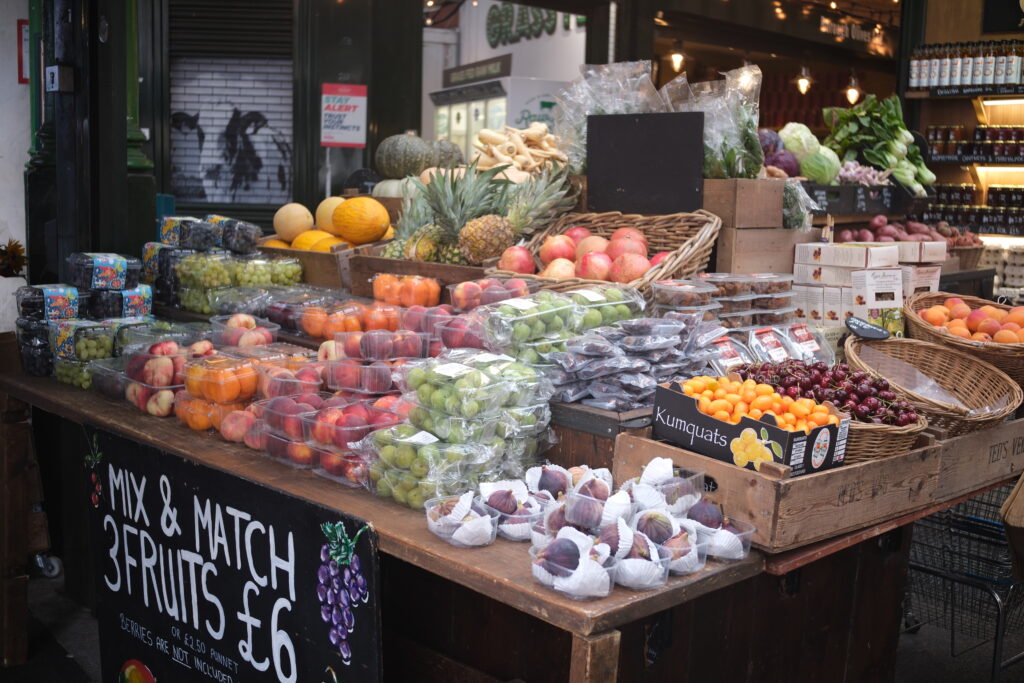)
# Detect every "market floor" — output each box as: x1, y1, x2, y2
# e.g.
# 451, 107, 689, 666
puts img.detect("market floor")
6, 576, 1024, 682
